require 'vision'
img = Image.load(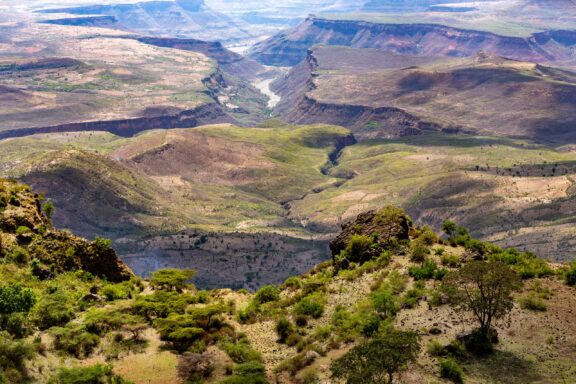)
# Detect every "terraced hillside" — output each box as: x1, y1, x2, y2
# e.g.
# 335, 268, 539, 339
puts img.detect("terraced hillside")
272, 46, 576, 142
